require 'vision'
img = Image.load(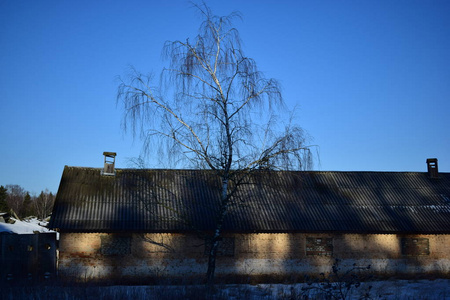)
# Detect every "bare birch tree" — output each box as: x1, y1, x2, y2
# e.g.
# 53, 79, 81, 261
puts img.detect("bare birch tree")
34, 189, 55, 220
118, 4, 313, 285
5, 184, 26, 217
